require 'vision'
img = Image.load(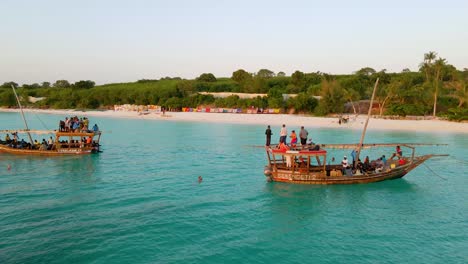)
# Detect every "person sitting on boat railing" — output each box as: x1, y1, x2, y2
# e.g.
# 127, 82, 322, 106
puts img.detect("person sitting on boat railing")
65, 117, 70, 132
390, 146, 403, 160
17, 139, 26, 149
72, 121, 80, 132
375, 158, 384, 172
5, 133, 11, 144
363, 156, 370, 172
305, 138, 320, 151
342, 156, 349, 170
93, 124, 99, 133
277, 141, 290, 151
47, 137, 54, 150
39, 139, 47, 151
356, 159, 364, 172
86, 136, 92, 146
